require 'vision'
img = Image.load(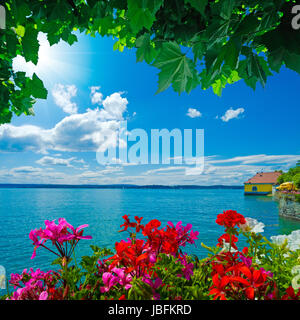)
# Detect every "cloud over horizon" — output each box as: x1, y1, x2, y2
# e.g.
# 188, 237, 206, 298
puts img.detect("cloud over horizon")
36, 156, 85, 168
0, 89, 128, 154
0, 154, 298, 186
